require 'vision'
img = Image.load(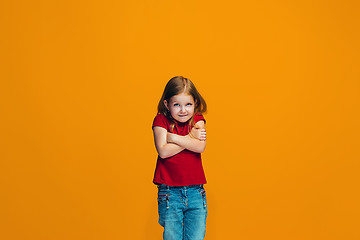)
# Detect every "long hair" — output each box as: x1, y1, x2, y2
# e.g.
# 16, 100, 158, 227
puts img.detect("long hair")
157, 76, 207, 133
